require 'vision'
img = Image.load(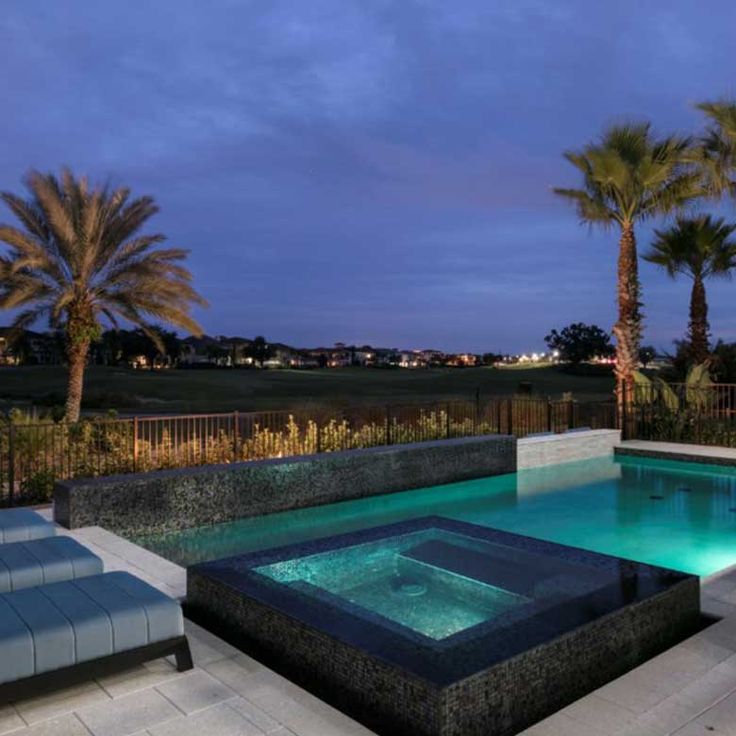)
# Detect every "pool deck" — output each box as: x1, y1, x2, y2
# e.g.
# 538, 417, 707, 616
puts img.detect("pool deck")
616, 439, 736, 466
6, 442, 736, 736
